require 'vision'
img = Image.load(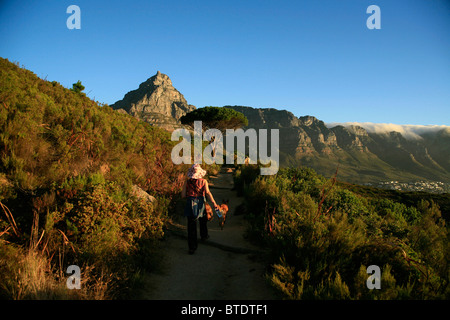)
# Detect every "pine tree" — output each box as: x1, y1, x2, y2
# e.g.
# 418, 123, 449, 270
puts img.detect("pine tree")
70, 80, 85, 94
